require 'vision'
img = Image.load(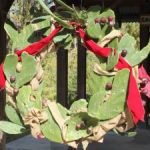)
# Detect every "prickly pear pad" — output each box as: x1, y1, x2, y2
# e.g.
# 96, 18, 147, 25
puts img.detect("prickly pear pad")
0, 0, 149, 149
